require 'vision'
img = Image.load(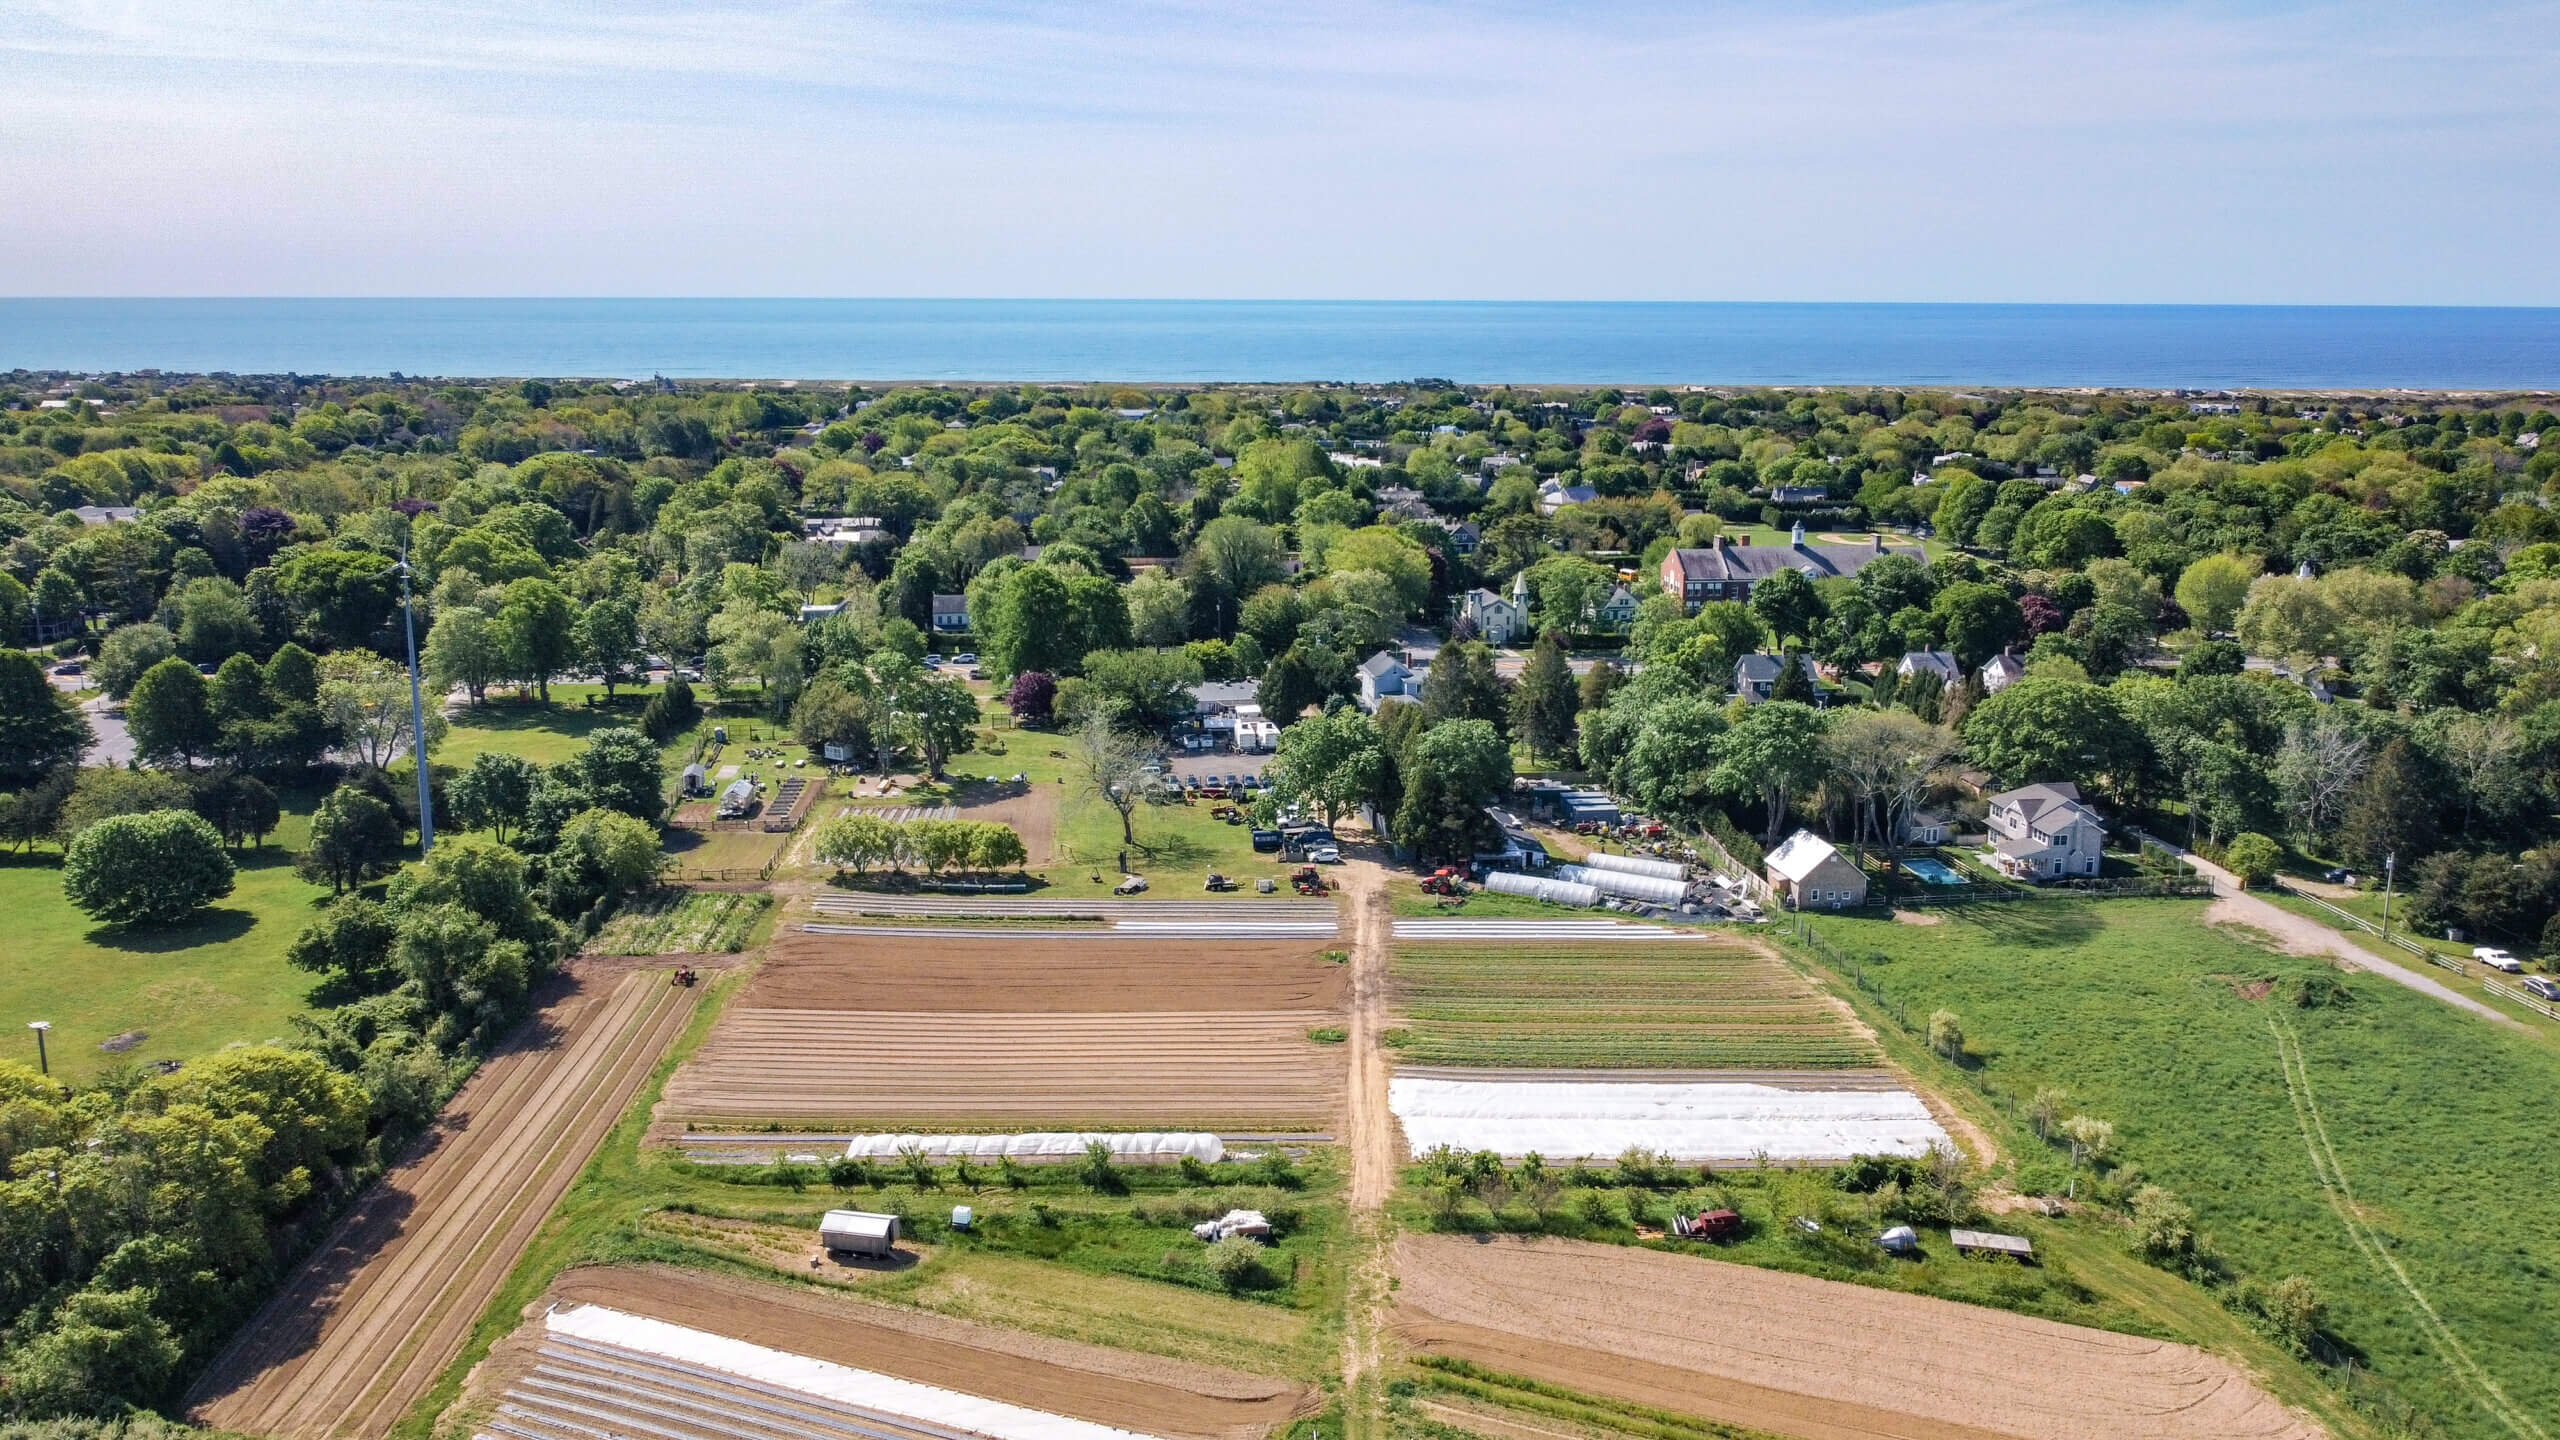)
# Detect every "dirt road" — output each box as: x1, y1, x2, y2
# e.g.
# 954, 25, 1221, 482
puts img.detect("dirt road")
2160, 841, 2522, 1030
189, 969, 700, 1440
1396, 1233, 2319, 1440
1335, 857, 1398, 1440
